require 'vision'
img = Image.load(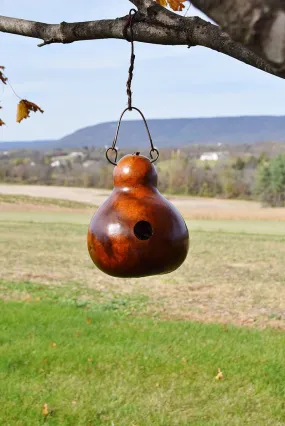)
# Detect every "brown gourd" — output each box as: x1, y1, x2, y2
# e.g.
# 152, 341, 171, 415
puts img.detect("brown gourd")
87, 152, 189, 278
